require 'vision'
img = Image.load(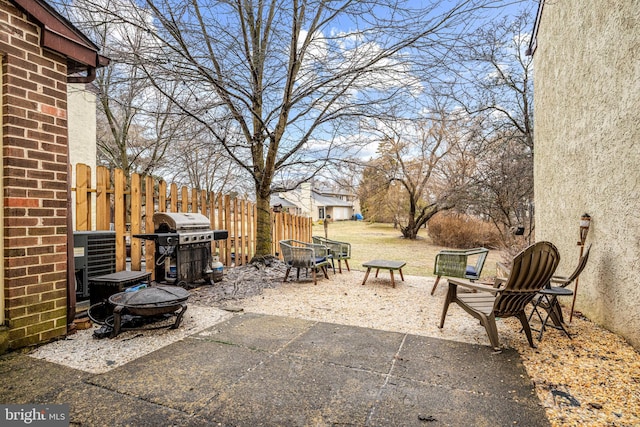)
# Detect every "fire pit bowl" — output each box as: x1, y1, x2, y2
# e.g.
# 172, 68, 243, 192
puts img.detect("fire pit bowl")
108, 285, 190, 337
